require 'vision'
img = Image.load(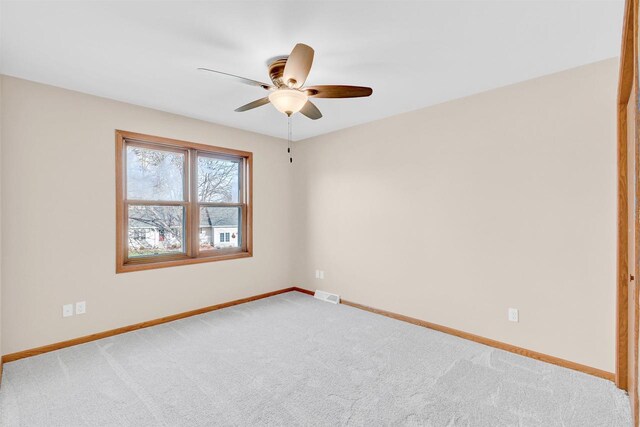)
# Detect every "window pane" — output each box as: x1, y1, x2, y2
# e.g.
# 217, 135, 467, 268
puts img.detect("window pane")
199, 207, 240, 250
128, 205, 184, 257
127, 146, 184, 201
198, 156, 240, 203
